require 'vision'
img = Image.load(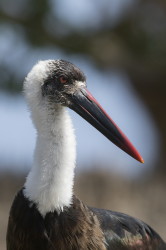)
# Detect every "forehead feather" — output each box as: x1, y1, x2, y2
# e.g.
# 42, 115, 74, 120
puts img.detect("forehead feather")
48, 60, 86, 82
25, 59, 86, 86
